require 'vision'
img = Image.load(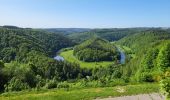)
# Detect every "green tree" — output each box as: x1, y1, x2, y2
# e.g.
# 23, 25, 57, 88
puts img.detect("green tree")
157, 43, 170, 72
157, 43, 170, 100
5, 77, 29, 92
0, 60, 7, 91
